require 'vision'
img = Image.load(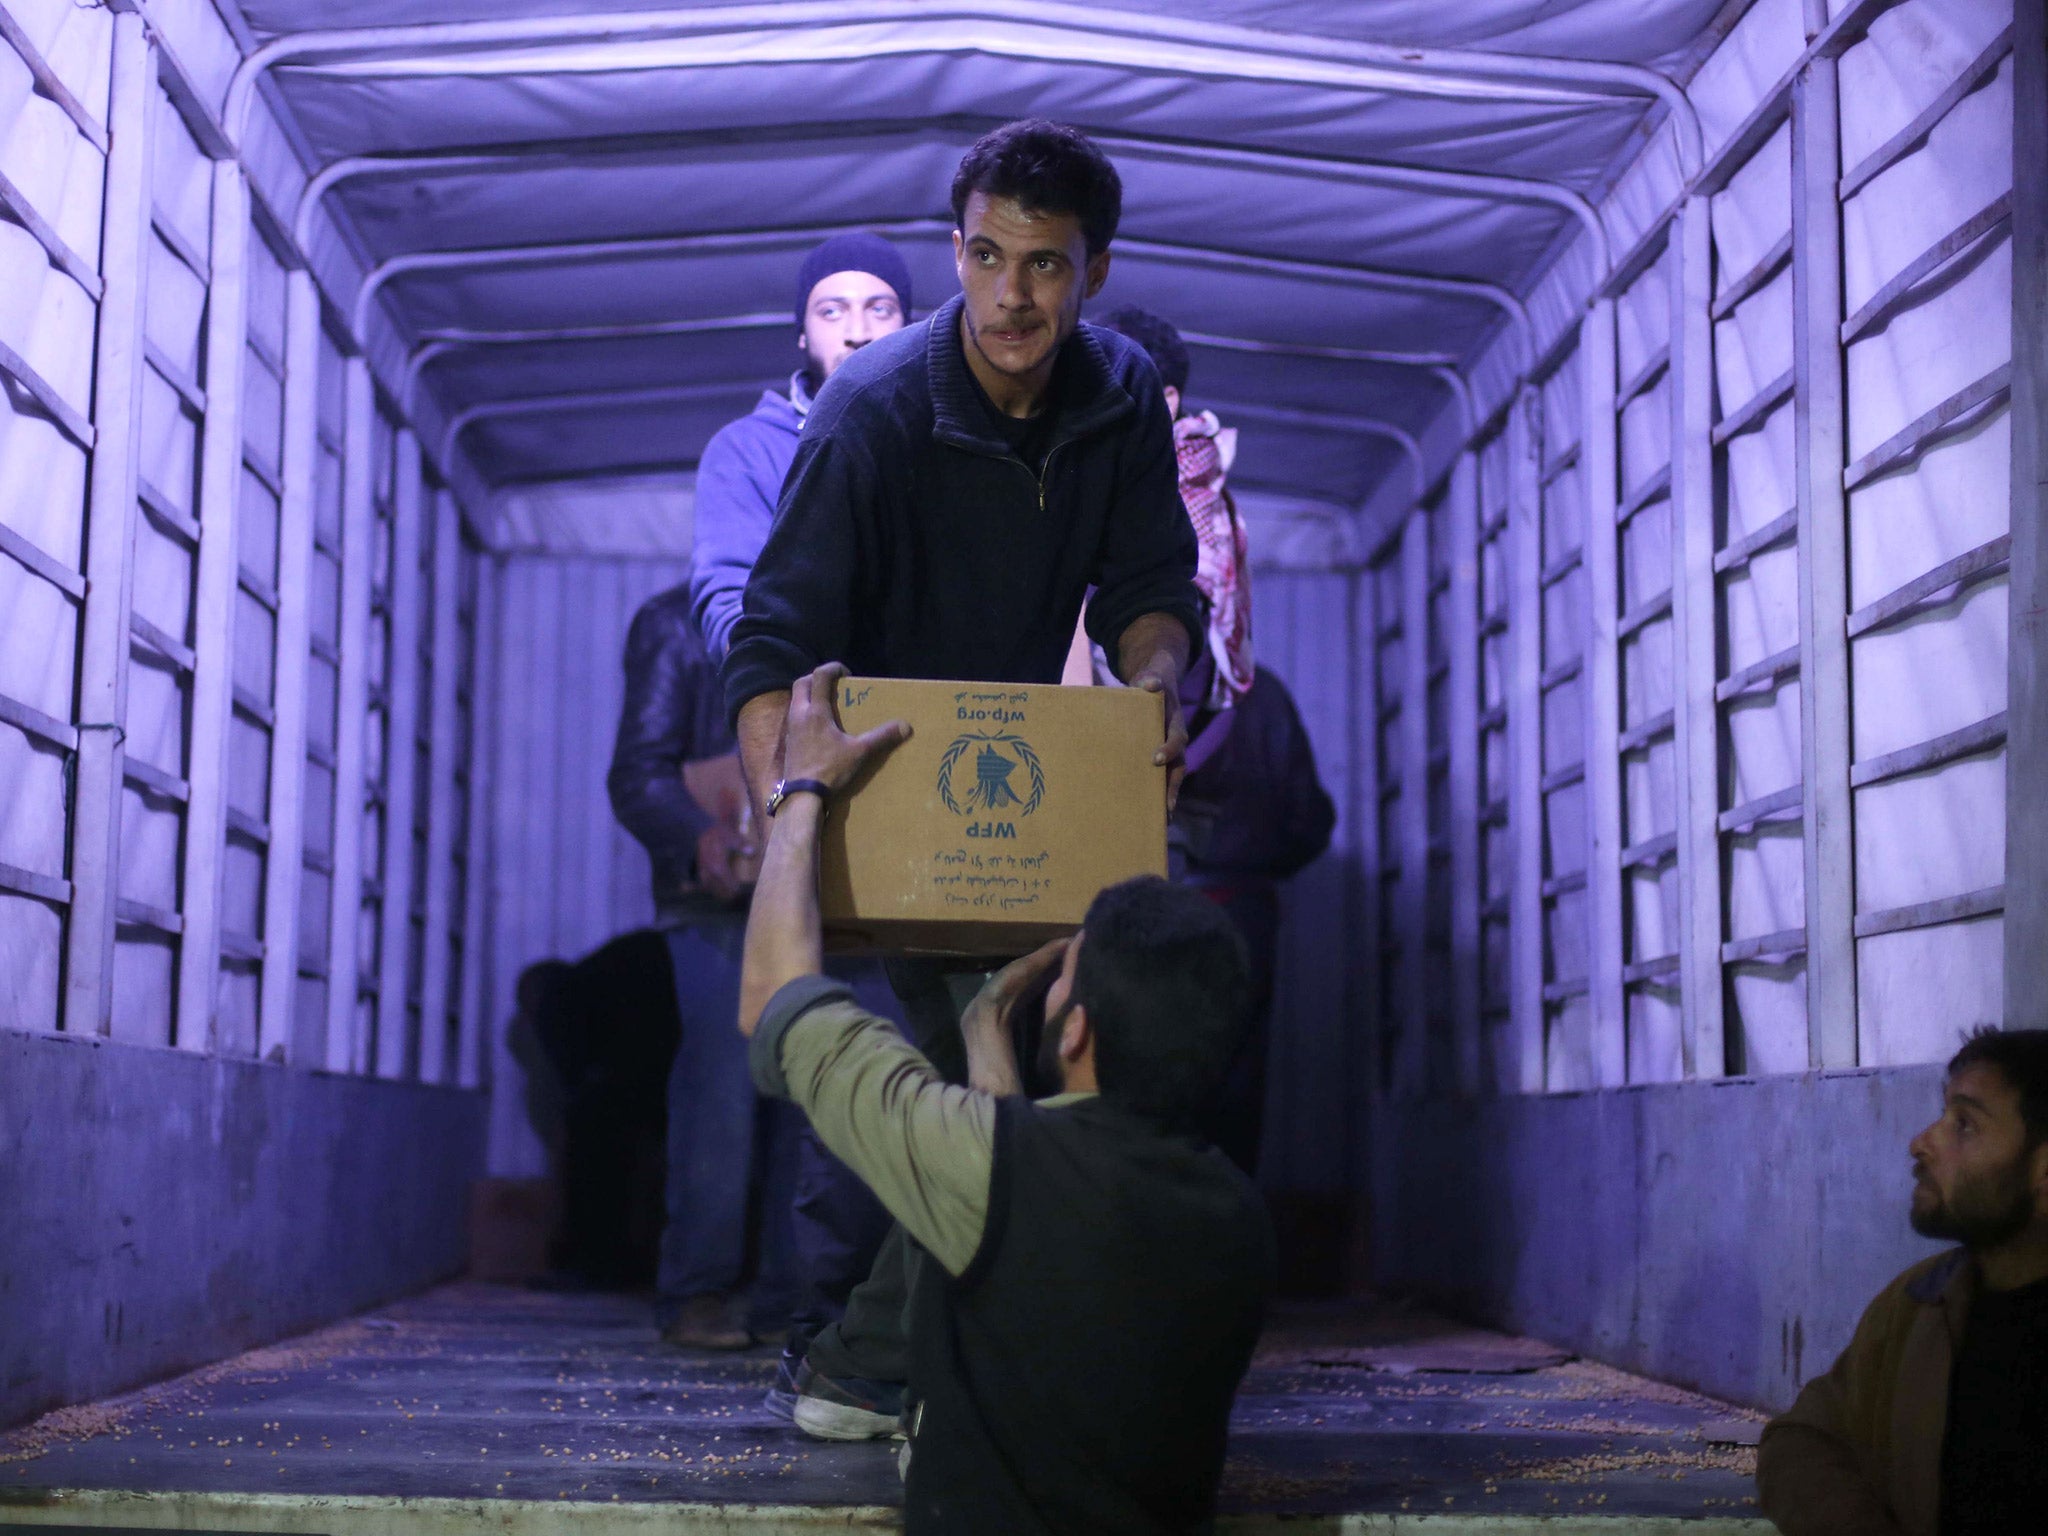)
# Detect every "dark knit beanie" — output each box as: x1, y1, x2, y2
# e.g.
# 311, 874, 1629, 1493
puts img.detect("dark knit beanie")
795, 232, 913, 325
